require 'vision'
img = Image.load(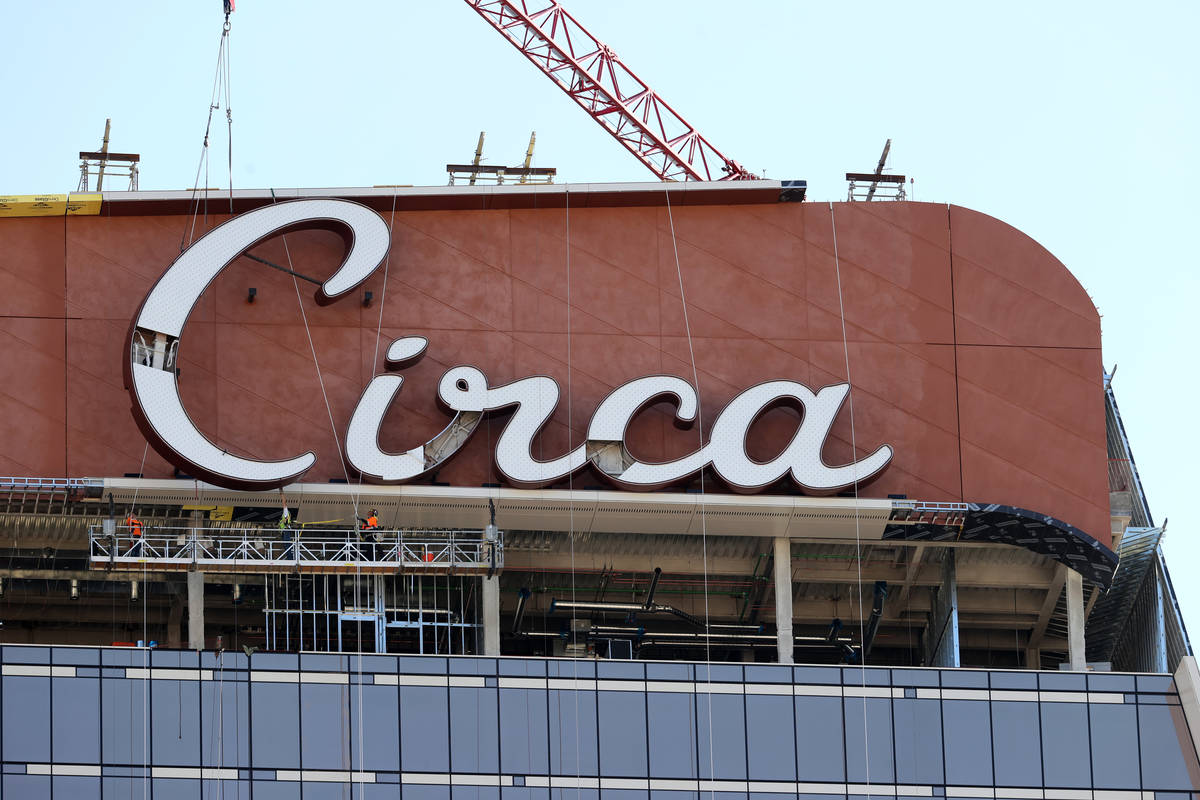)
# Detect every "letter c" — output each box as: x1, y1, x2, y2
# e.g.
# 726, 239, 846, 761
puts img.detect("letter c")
125, 199, 390, 489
